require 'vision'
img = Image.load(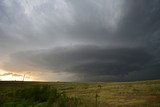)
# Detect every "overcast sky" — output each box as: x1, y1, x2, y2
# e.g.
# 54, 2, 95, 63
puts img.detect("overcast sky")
0, 0, 160, 81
